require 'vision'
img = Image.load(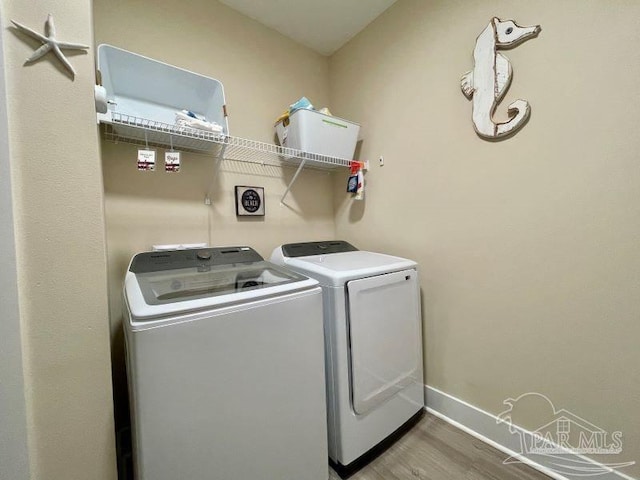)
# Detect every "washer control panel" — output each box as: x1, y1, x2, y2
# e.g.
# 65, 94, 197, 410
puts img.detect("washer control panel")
130, 247, 263, 273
